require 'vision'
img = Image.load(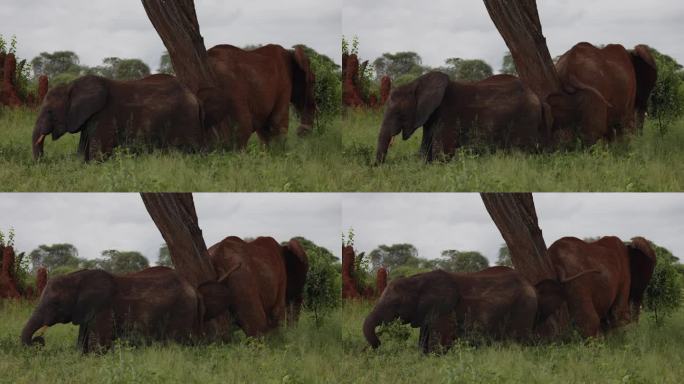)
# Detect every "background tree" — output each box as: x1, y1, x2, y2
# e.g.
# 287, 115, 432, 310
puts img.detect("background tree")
495, 244, 513, 267
443, 58, 493, 81
157, 244, 173, 267
95, 57, 151, 80
437, 250, 489, 272
368, 243, 420, 272
29, 244, 80, 272
99, 250, 150, 274
158, 52, 175, 75
500, 52, 517, 75
30, 51, 83, 79
373, 52, 425, 84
